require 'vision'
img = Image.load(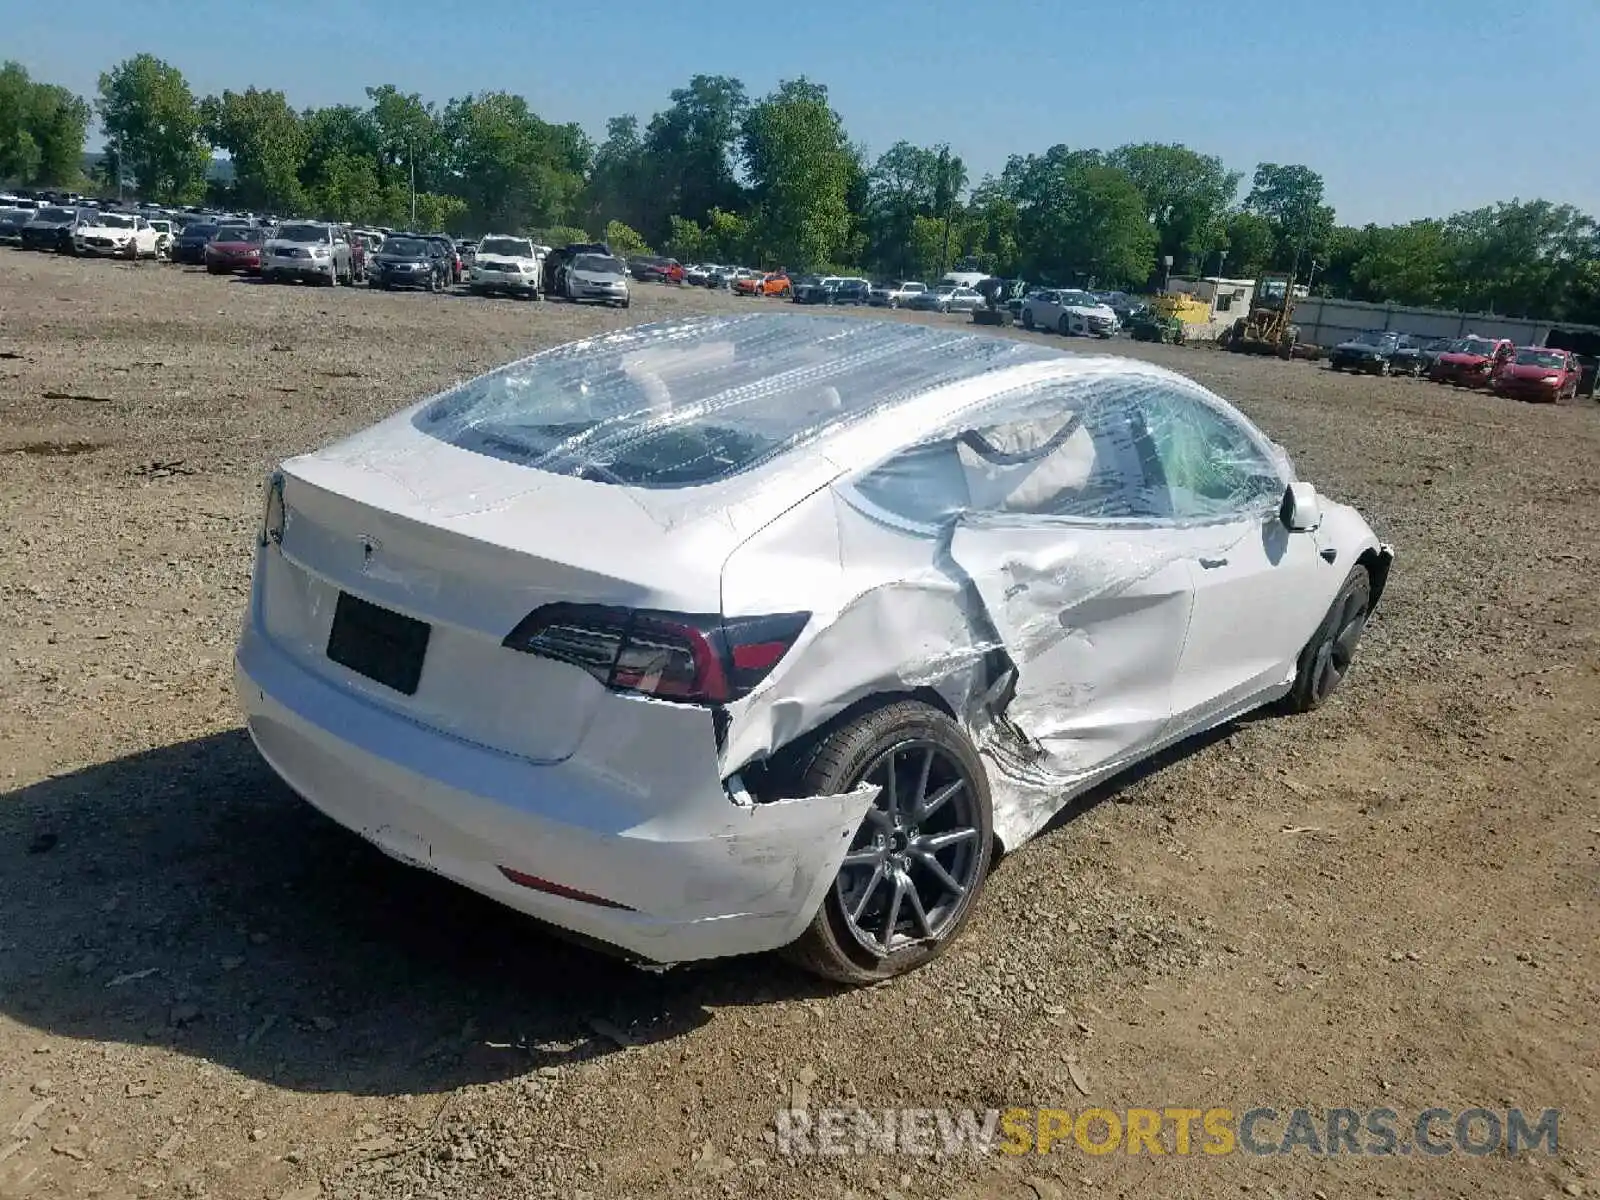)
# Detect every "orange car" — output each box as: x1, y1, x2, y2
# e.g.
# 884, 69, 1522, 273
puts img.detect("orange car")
734, 271, 791, 297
